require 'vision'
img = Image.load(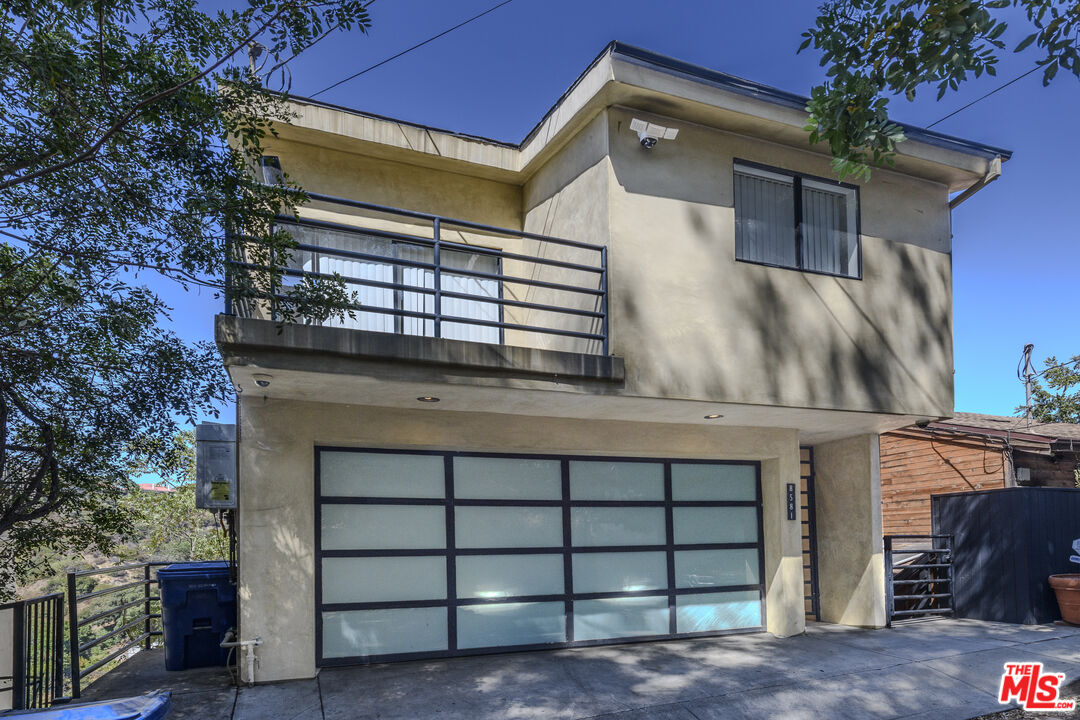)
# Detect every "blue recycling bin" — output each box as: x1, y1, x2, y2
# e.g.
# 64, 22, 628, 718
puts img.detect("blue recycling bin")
157, 562, 235, 671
